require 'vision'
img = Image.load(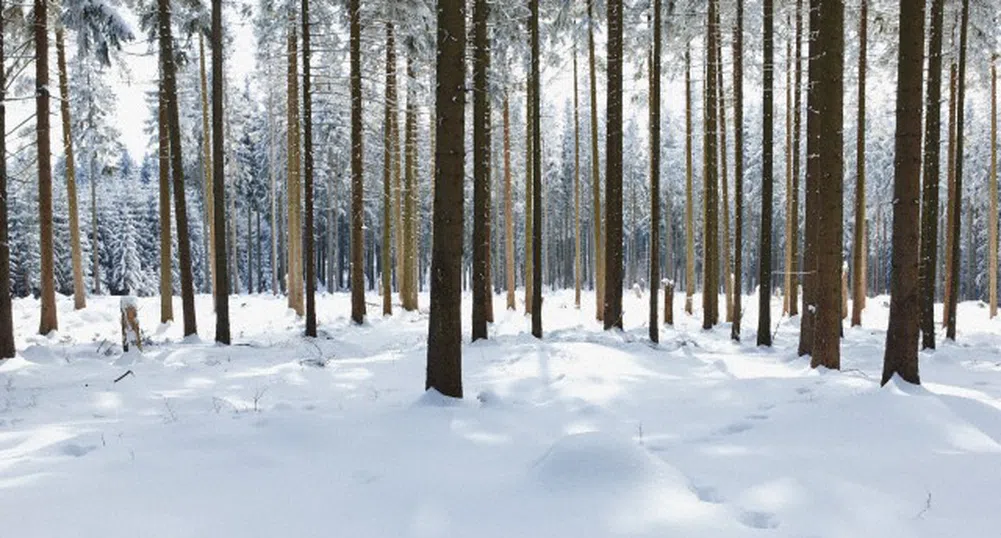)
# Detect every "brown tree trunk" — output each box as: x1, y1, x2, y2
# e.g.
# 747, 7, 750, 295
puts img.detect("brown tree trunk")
524, 78, 533, 315
200, 34, 215, 298
603, 0, 623, 330
504, 92, 516, 310
943, 62, 958, 330
56, 28, 85, 311
757, 0, 773, 345
426, 0, 465, 398
919, 0, 943, 346
574, 42, 582, 310
851, 0, 868, 328
0, 4, 14, 358
382, 23, 397, 317
789, 0, 802, 317
811, 0, 844, 370
403, 52, 418, 312
349, 0, 365, 324
302, 0, 316, 336
989, 55, 998, 318
287, 17, 303, 316
784, 27, 792, 316
588, 0, 604, 321
530, 0, 543, 338
36, 0, 57, 335
704, 0, 720, 331
946, 0, 970, 341
158, 75, 173, 323
649, 0, 661, 342
473, 0, 490, 340
211, 0, 229, 344
798, 0, 819, 357
882, 0, 924, 386
731, 0, 744, 340
685, 43, 695, 316
716, 5, 731, 324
